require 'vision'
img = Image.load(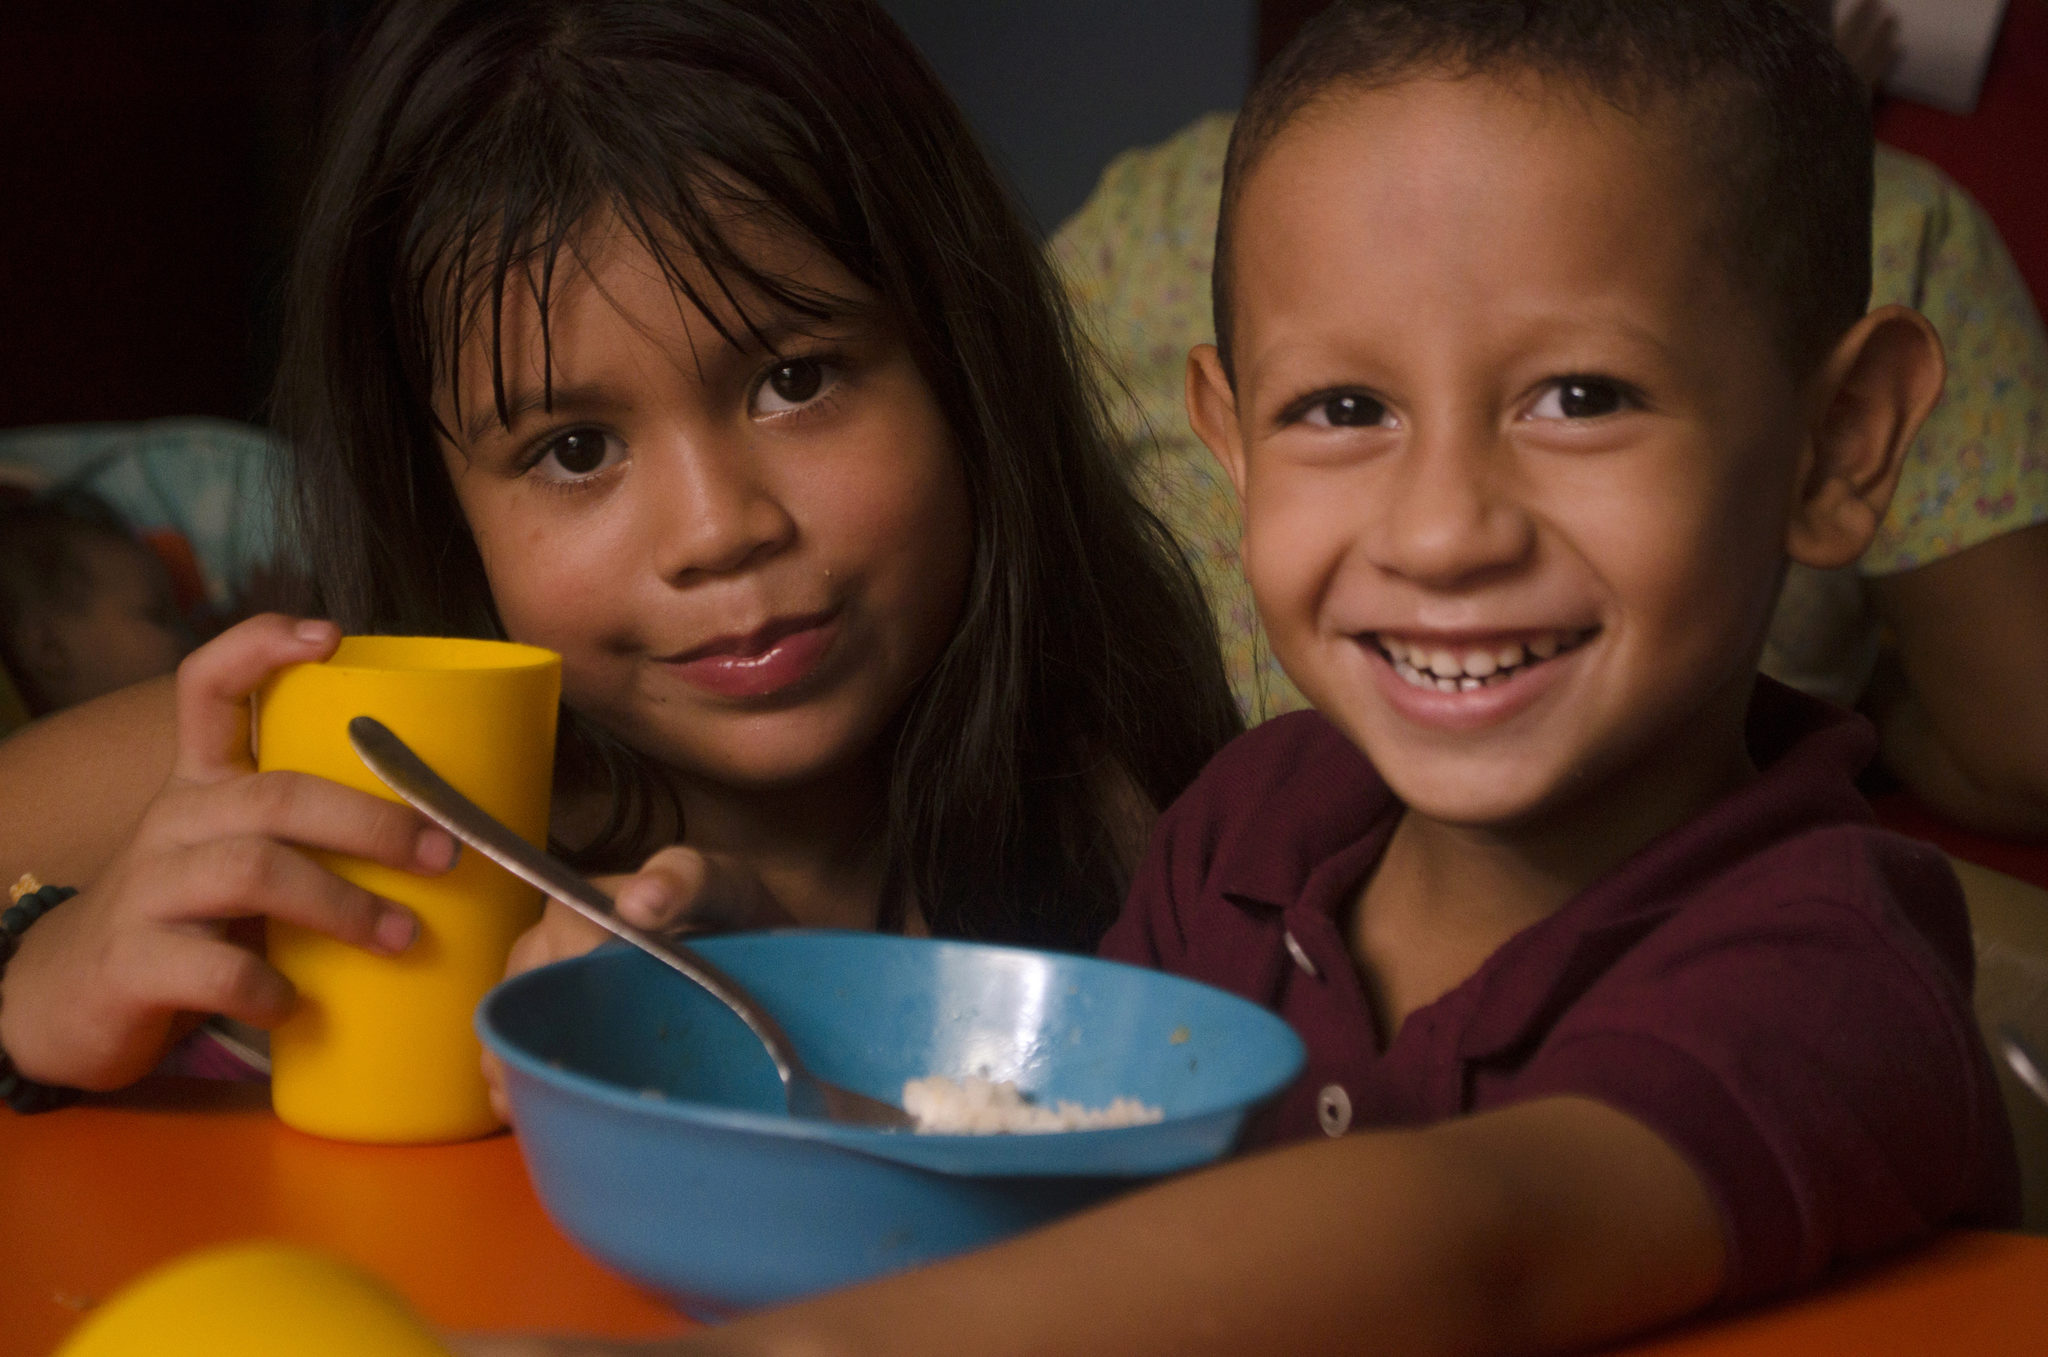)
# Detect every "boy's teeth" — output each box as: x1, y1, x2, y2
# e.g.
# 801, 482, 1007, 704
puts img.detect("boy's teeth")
1377, 630, 1583, 690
